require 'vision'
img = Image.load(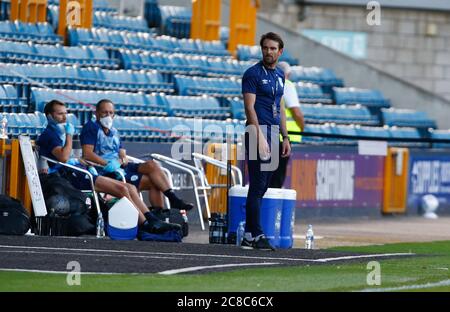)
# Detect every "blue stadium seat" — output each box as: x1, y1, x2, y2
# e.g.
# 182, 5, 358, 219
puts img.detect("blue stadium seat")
300, 103, 379, 126
289, 66, 344, 92
226, 97, 245, 120
0, 84, 27, 113
333, 87, 391, 108
381, 108, 436, 129
430, 129, 450, 148
0, 20, 62, 44
389, 126, 428, 147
